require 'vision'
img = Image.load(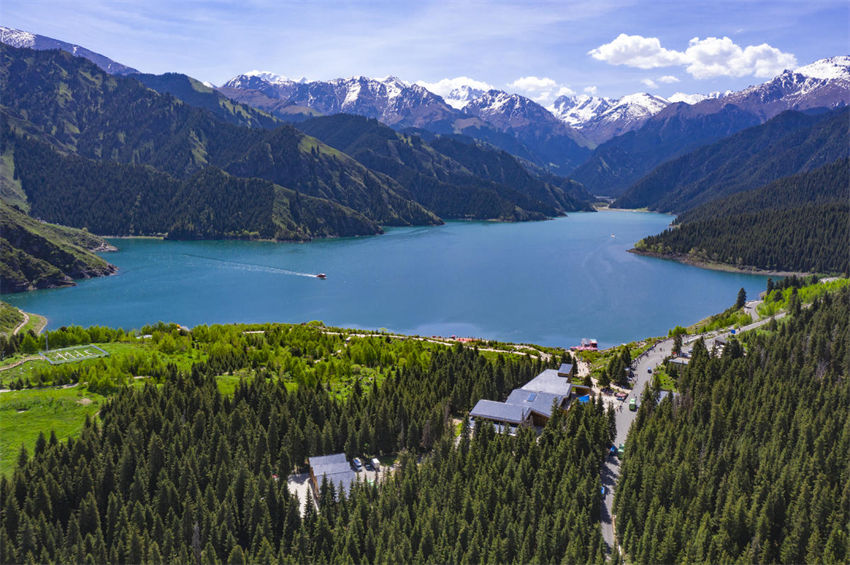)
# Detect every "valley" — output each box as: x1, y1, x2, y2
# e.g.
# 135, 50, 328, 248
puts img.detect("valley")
0, 16, 847, 565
